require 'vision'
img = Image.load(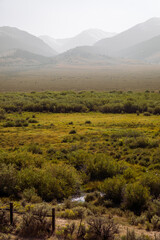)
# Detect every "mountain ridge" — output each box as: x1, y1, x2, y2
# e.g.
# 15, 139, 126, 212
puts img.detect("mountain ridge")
40, 29, 116, 53
0, 26, 57, 57
94, 17, 160, 56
